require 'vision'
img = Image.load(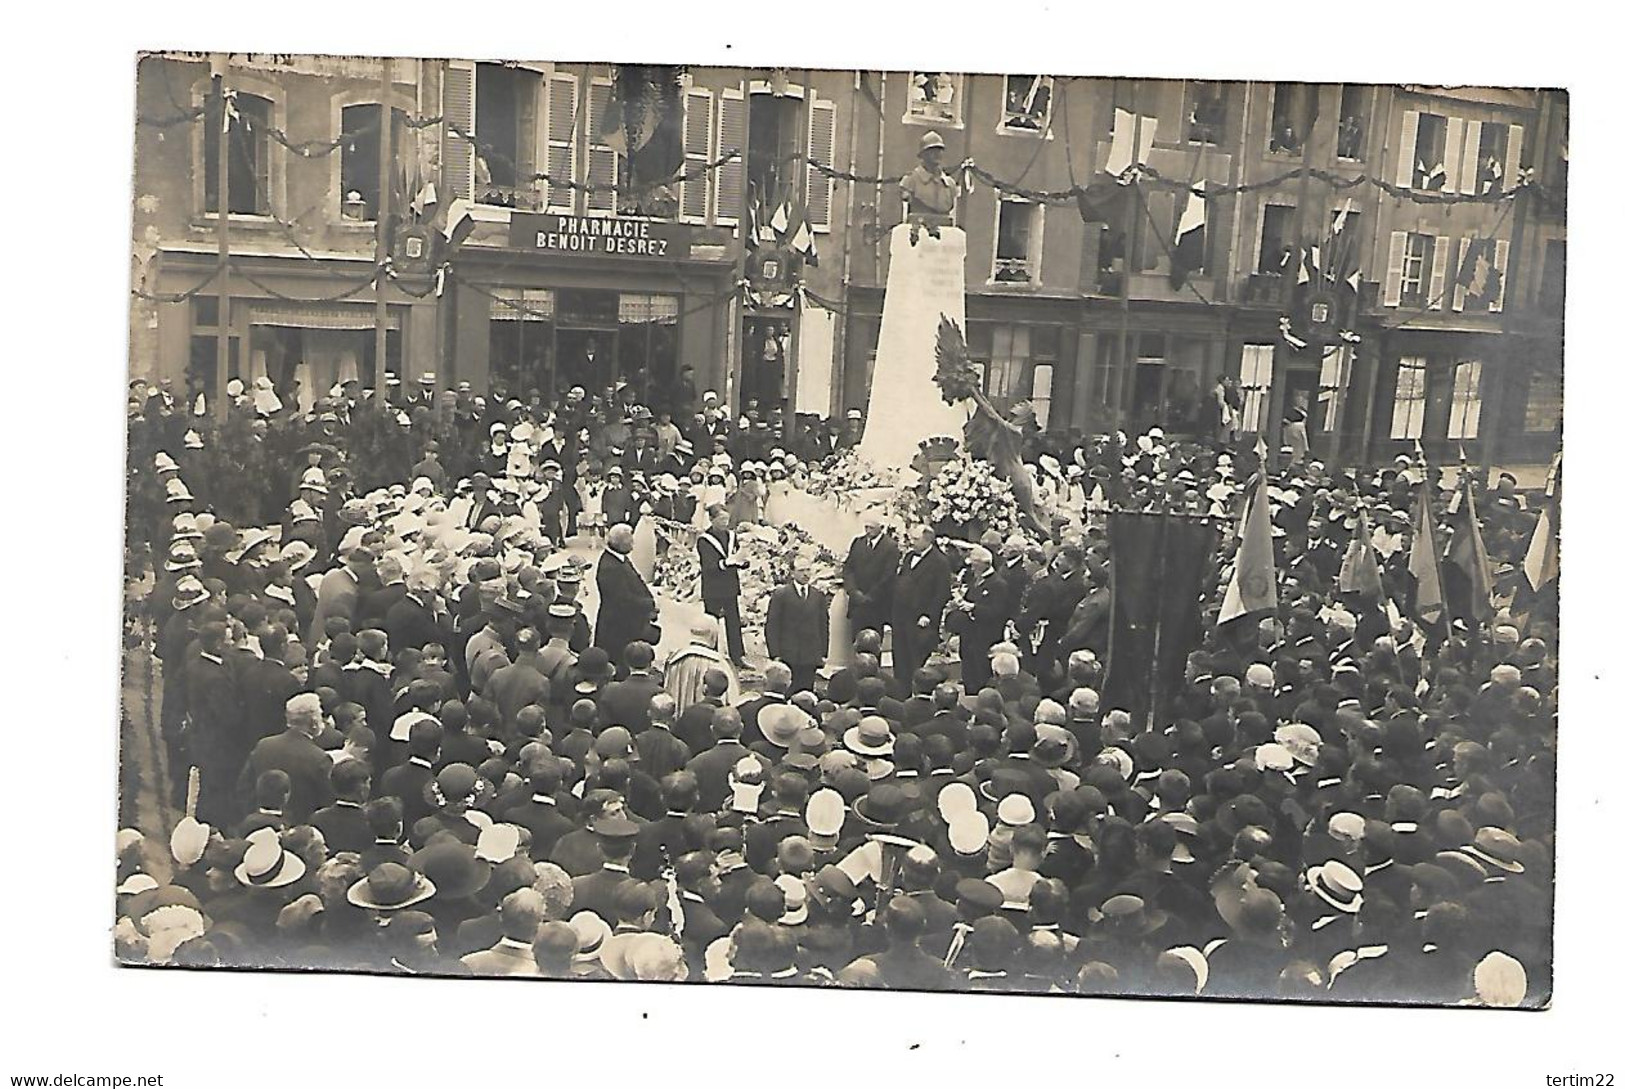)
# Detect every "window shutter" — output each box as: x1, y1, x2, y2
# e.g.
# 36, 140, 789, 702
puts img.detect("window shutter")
805, 97, 837, 231
1428, 235, 1451, 310
715, 89, 746, 225
1395, 111, 1419, 188
586, 79, 618, 212
443, 61, 477, 200
1453, 241, 1471, 312
545, 74, 577, 211
1461, 120, 1483, 195
1440, 117, 1465, 193
1504, 124, 1524, 181
679, 88, 713, 222
1490, 239, 1511, 312
1384, 231, 1407, 306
